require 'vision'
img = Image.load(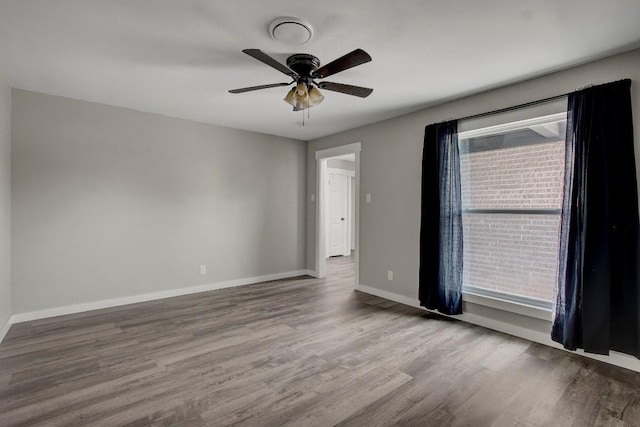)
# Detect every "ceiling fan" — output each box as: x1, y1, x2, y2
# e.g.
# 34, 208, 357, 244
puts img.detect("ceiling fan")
229, 48, 373, 111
